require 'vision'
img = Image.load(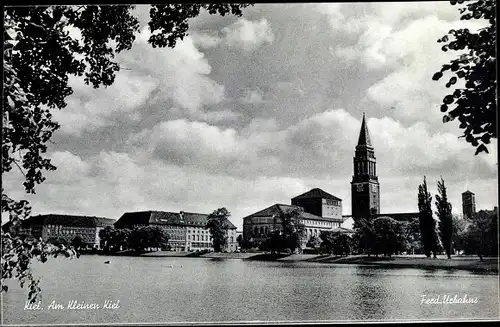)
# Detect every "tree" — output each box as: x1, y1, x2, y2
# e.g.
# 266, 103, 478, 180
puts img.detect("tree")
418, 176, 439, 258
70, 235, 86, 251
432, 0, 496, 155
306, 235, 322, 250
127, 226, 169, 253
206, 208, 231, 252
451, 214, 468, 254
352, 217, 377, 256
372, 217, 406, 258
435, 177, 454, 259
277, 209, 305, 254
47, 237, 69, 247
464, 209, 498, 261
320, 231, 351, 256
2, 4, 252, 301
402, 217, 424, 254
236, 234, 244, 249
99, 226, 115, 252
